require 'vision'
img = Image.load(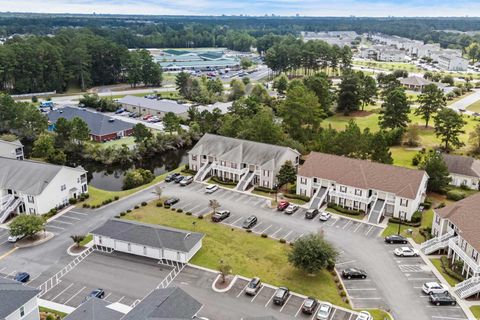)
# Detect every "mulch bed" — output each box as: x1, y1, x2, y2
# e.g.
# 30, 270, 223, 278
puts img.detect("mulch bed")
214, 275, 234, 290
